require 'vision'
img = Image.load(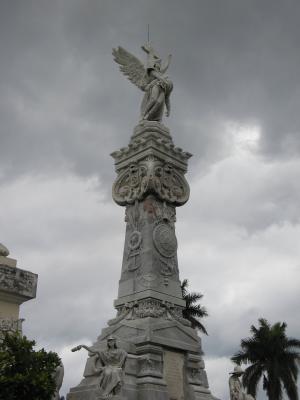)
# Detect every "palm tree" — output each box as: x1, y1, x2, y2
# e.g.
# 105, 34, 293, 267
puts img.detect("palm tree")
231, 318, 300, 400
181, 279, 208, 335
